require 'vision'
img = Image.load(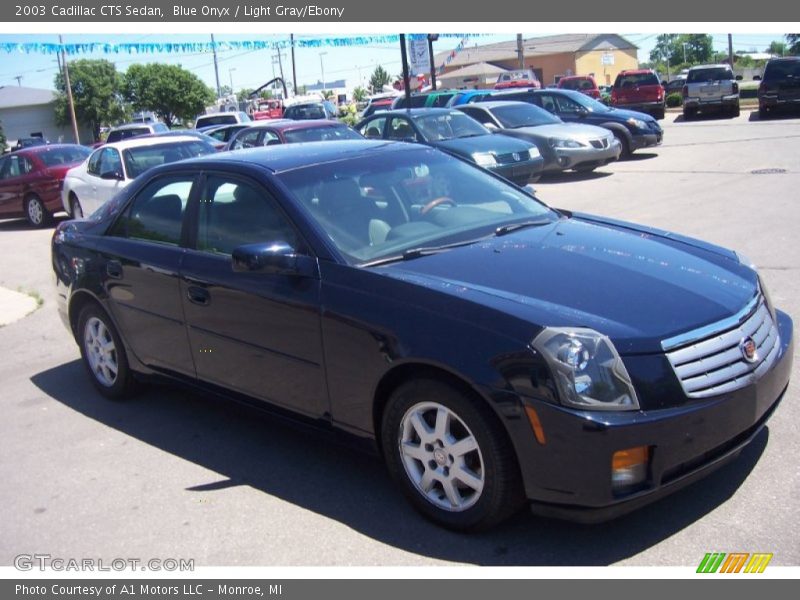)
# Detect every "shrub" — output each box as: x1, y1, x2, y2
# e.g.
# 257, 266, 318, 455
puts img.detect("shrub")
666, 92, 683, 107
